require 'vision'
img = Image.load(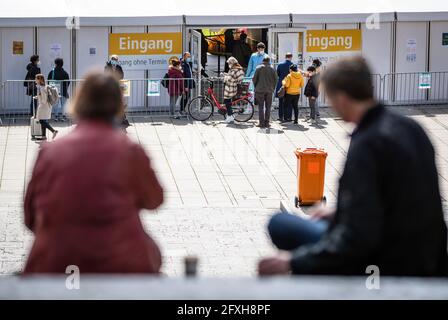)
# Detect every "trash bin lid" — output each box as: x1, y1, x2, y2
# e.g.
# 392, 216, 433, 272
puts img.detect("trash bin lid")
294, 148, 327, 157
